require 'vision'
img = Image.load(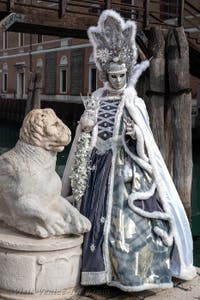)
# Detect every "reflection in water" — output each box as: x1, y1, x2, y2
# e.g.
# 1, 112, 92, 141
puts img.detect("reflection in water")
0, 121, 20, 155
56, 146, 71, 177
192, 138, 200, 266
192, 138, 200, 237
0, 120, 70, 177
